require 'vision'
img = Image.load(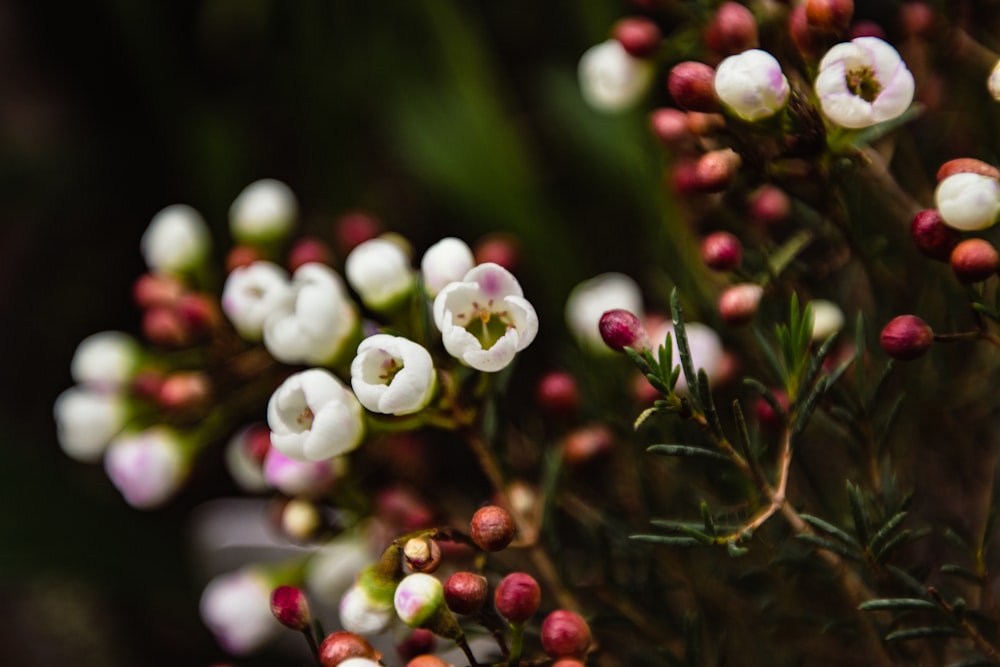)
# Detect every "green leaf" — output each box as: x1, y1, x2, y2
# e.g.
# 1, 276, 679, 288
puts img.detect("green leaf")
630, 534, 703, 547
791, 376, 828, 438
753, 326, 787, 383
885, 626, 960, 642
645, 372, 671, 395
625, 346, 653, 375
847, 481, 871, 546
646, 444, 733, 464
887, 565, 931, 598
700, 502, 717, 537
670, 290, 700, 411
858, 598, 939, 612
868, 511, 908, 554
727, 542, 749, 558
875, 528, 926, 562
800, 333, 838, 399
678, 525, 717, 545
698, 369, 724, 439
941, 564, 984, 584
799, 513, 861, 547
796, 533, 863, 561
743, 377, 787, 423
